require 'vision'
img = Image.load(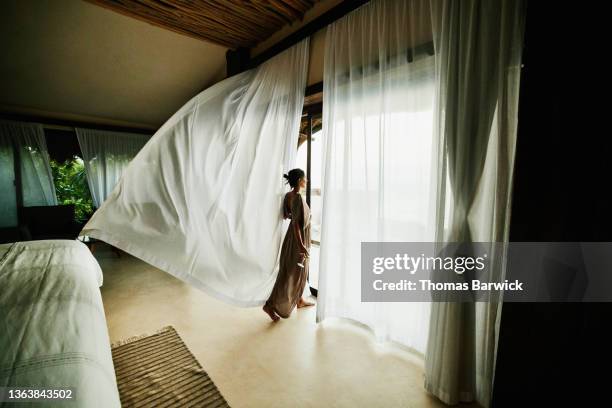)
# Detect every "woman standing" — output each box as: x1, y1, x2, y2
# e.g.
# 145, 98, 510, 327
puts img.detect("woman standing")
263, 168, 314, 321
